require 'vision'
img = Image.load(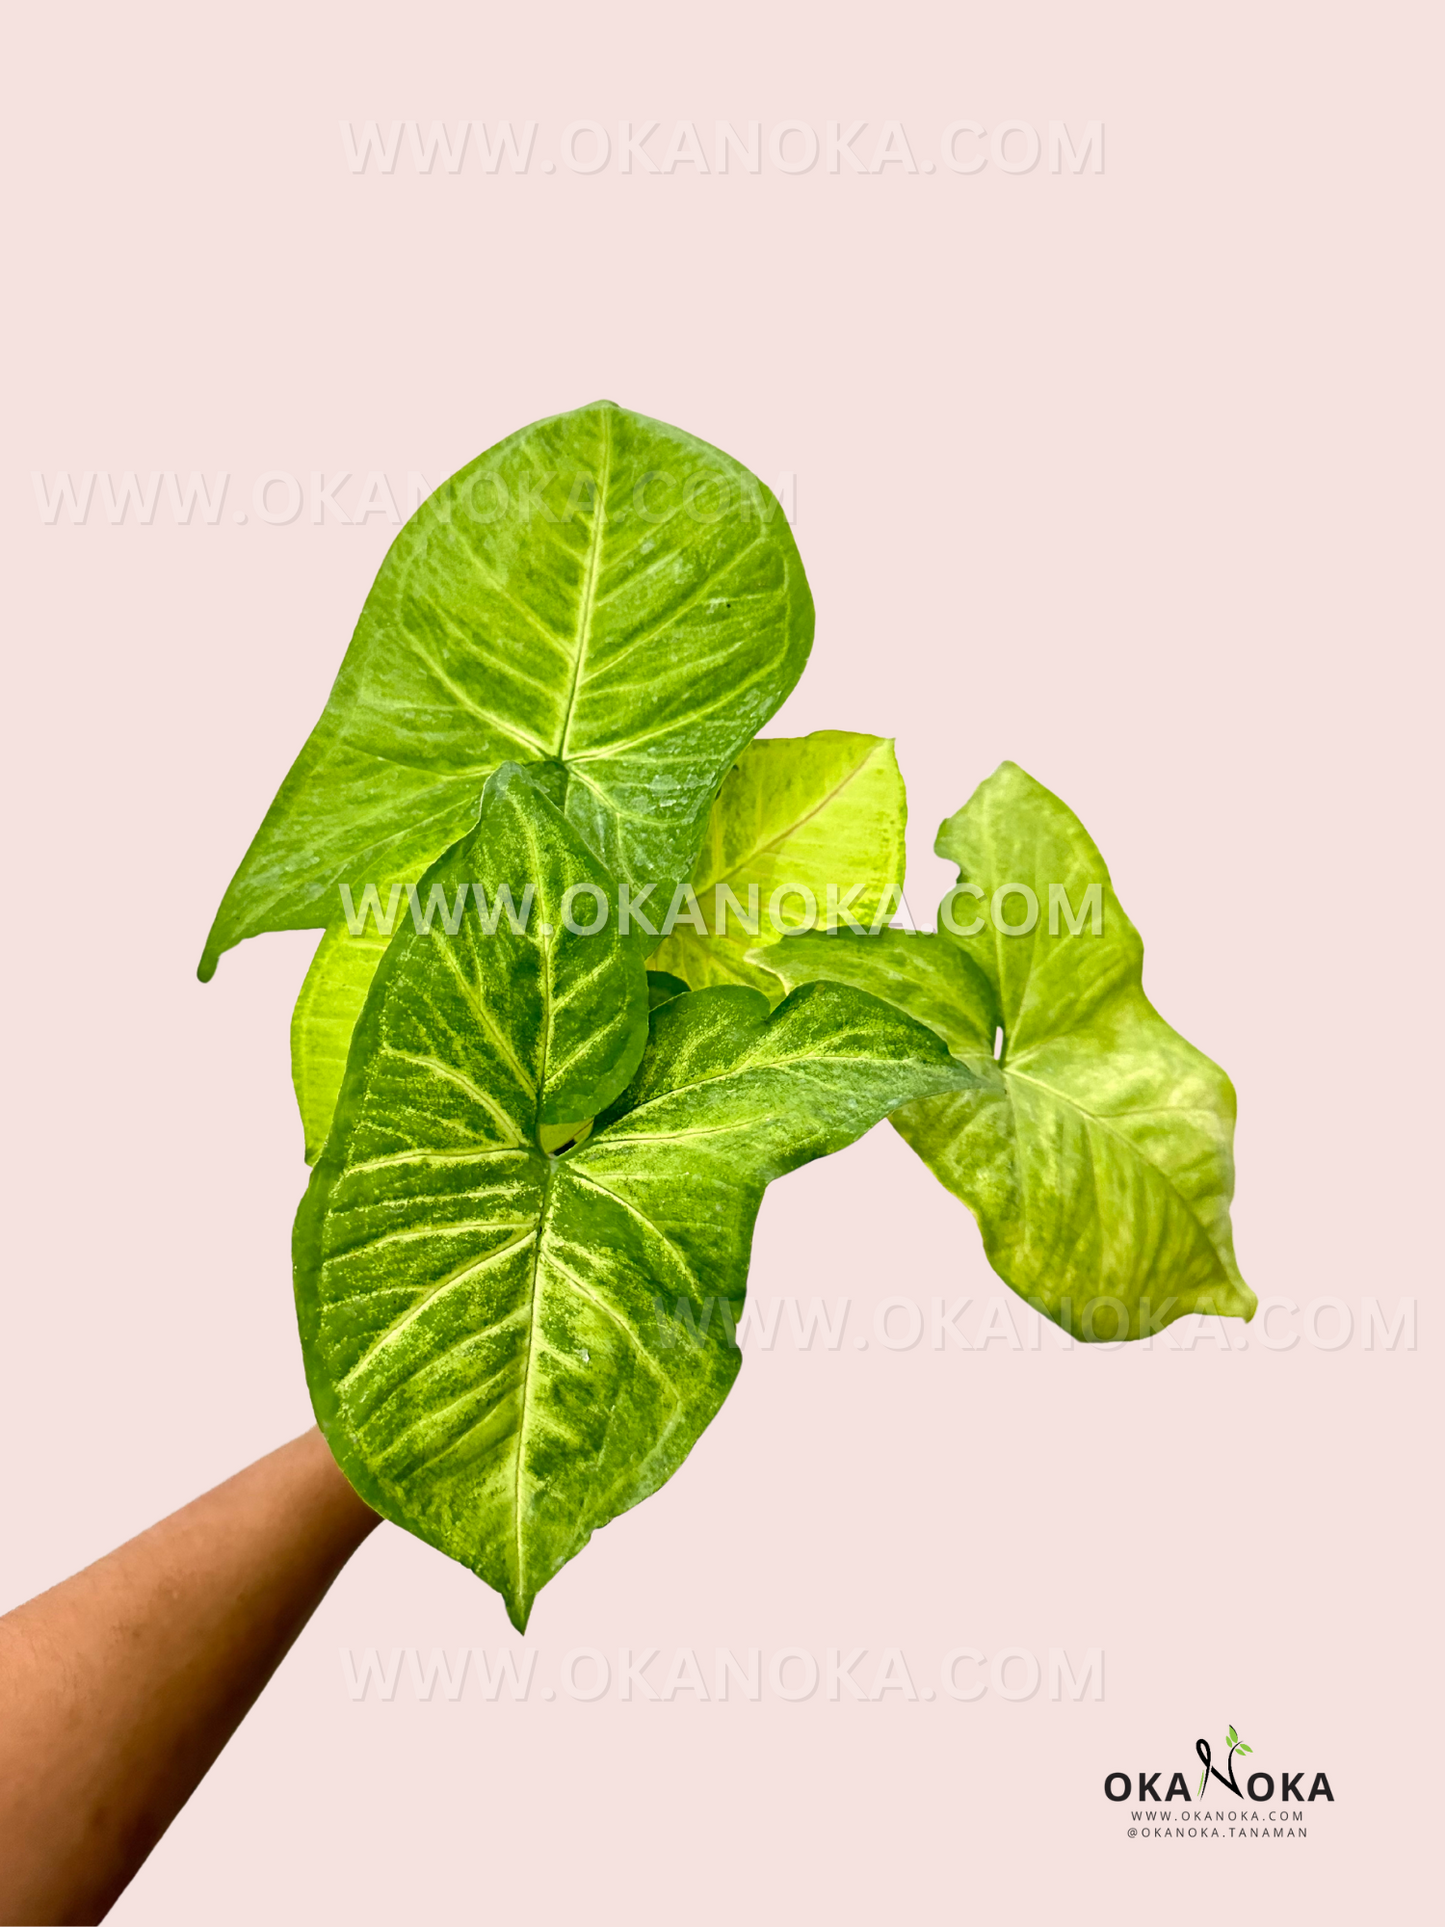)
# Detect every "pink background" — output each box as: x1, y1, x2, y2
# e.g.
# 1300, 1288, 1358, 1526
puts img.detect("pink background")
3, 2, 1439, 1919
